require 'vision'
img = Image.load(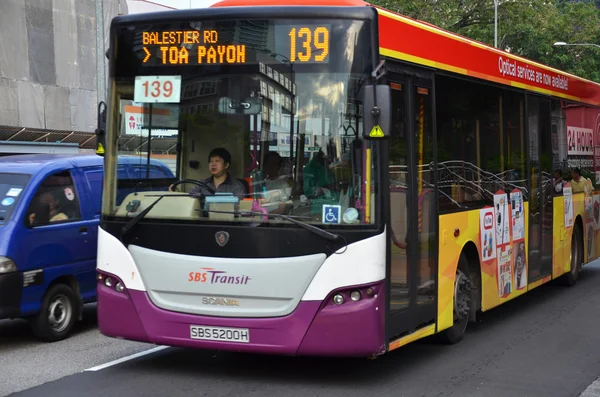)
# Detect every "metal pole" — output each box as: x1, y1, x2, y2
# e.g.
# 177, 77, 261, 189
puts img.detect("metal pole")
494, 0, 498, 48
289, 66, 295, 194
147, 105, 153, 179
95, 0, 106, 104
